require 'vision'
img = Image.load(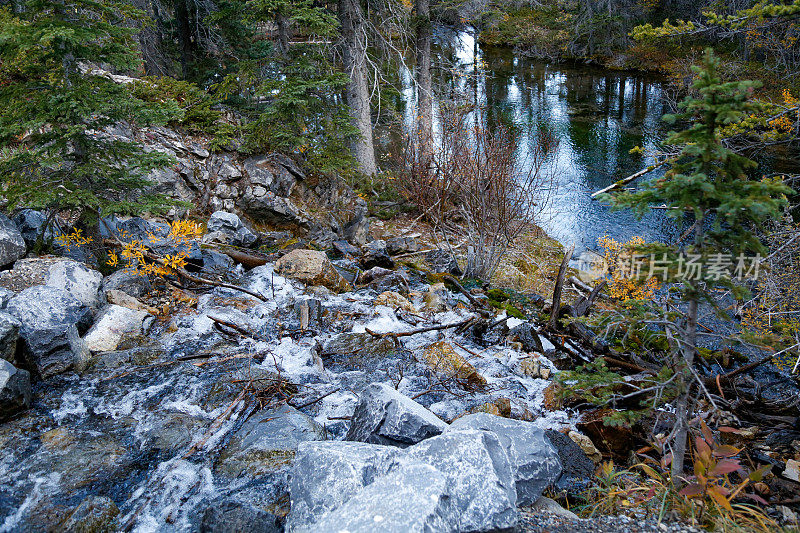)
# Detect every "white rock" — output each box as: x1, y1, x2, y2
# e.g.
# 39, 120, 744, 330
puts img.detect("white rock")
83, 305, 151, 352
